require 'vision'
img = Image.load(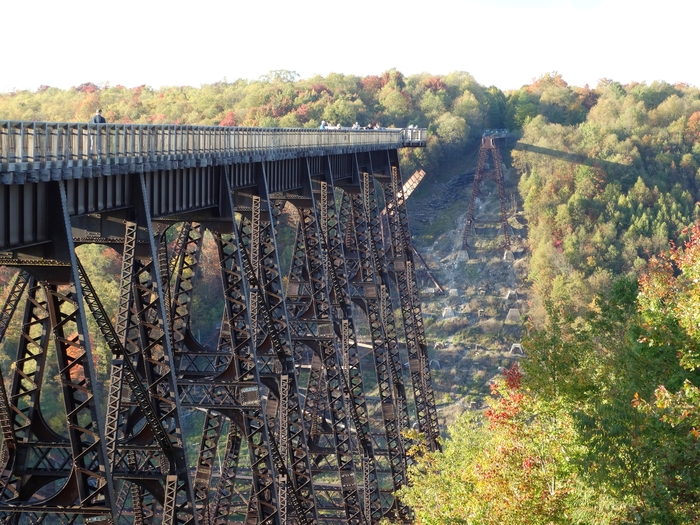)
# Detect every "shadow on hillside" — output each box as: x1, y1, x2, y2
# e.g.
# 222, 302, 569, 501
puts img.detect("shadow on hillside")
513, 142, 627, 174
